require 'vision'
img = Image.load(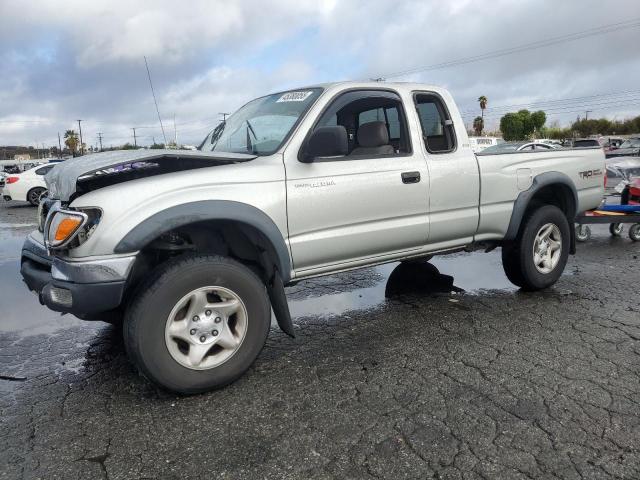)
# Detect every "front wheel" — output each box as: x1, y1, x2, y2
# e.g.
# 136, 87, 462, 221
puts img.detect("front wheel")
502, 205, 570, 291
629, 224, 640, 242
124, 255, 271, 394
